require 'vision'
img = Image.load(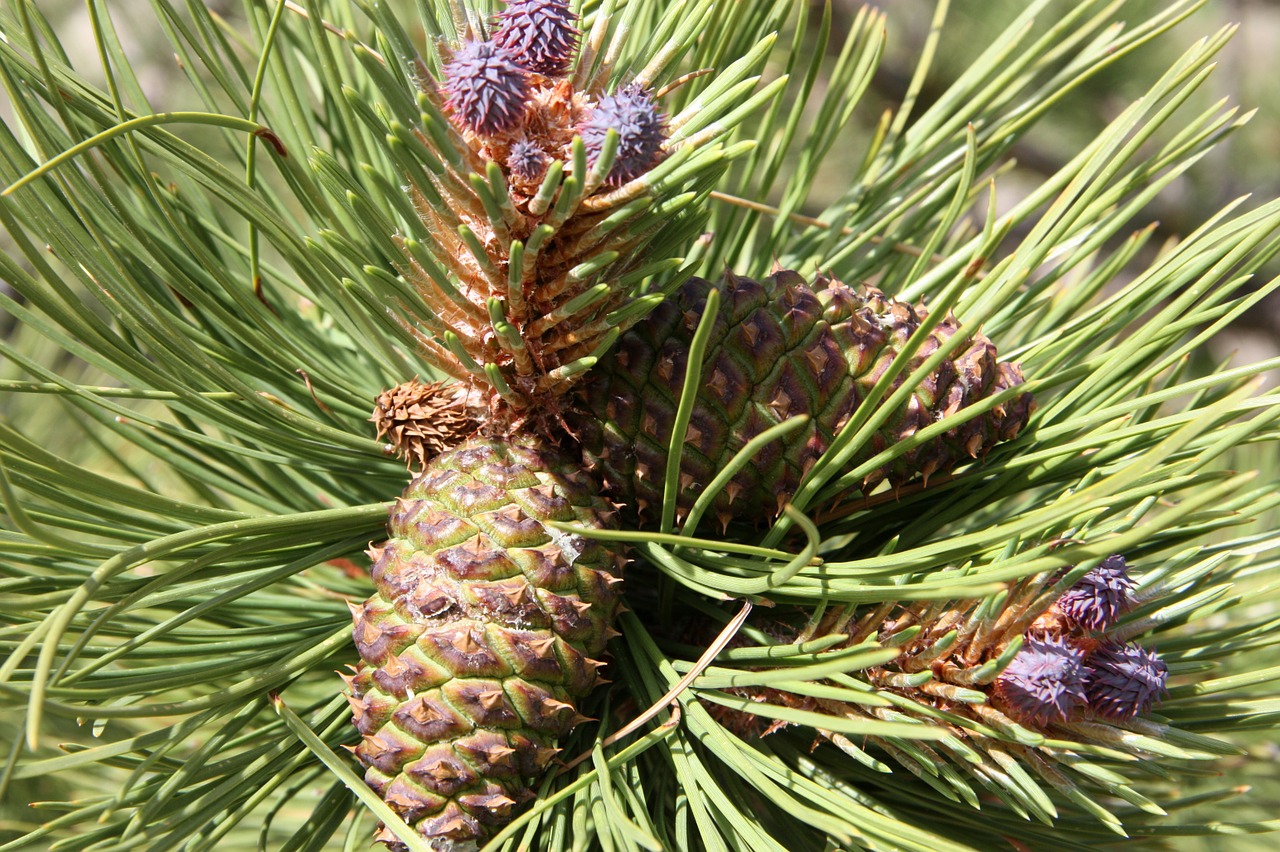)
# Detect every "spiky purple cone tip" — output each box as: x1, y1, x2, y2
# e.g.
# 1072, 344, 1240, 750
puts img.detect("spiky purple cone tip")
443, 41, 531, 135
508, 139, 549, 182
1086, 642, 1168, 721
494, 0, 579, 77
1059, 554, 1136, 631
996, 635, 1089, 728
580, 84, 666, 186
